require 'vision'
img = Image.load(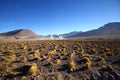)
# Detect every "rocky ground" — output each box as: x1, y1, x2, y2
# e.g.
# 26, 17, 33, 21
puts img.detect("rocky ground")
0, 40, 120, 80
